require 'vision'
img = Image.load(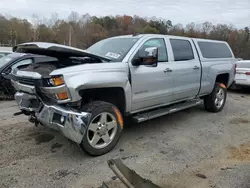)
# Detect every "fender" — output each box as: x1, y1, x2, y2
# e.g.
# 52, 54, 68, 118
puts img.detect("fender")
51, 62, 132, 112
199, 60, 235, 95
